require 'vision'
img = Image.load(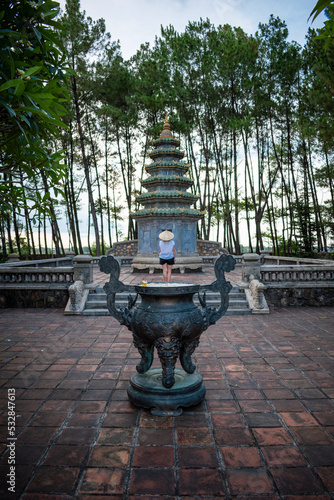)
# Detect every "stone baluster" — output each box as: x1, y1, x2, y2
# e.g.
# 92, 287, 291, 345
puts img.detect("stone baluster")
241, 253, 261, 285
73, 255, 94, 284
